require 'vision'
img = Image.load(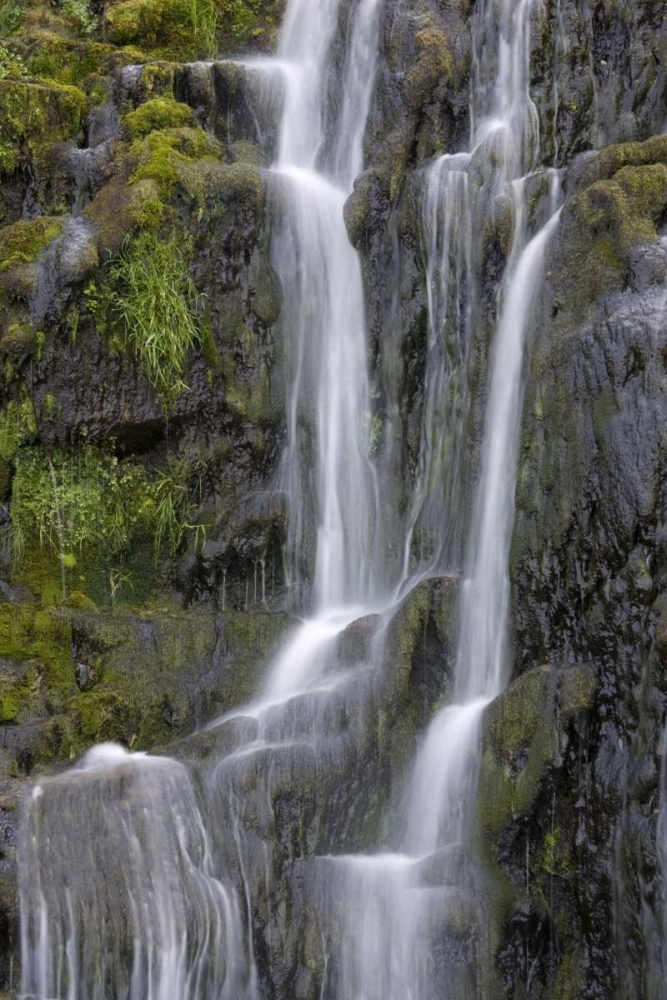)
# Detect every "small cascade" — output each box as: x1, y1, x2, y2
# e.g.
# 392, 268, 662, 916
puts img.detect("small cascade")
403, 152, 473, 577
20, 746, 251, 1000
